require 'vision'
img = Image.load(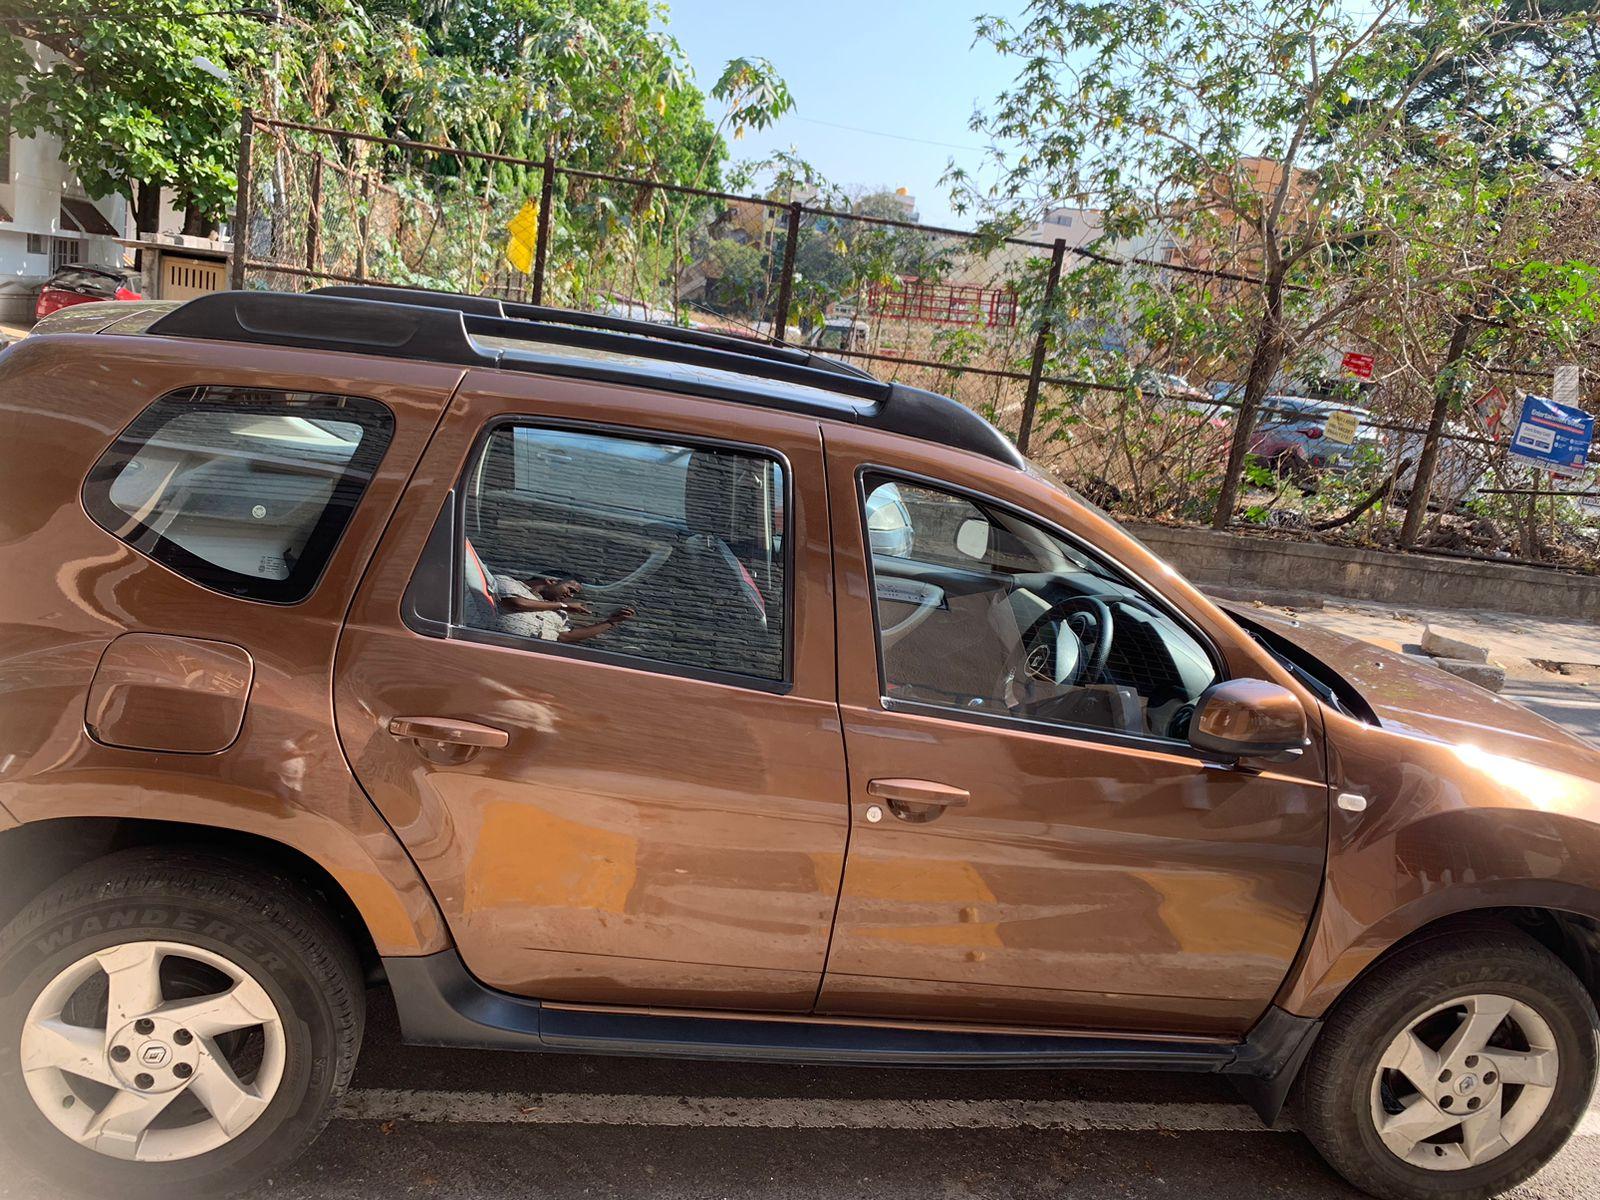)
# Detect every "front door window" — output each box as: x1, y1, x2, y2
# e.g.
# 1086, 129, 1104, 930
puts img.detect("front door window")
862, 474, 1218, 742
